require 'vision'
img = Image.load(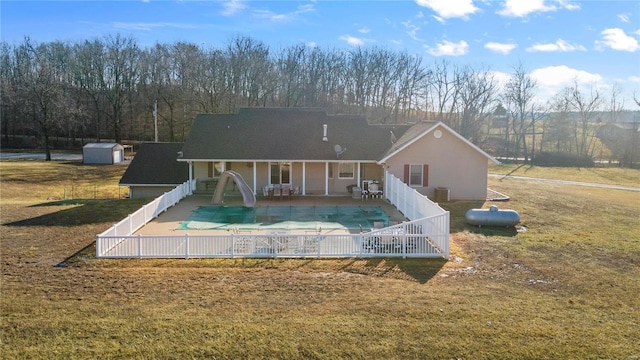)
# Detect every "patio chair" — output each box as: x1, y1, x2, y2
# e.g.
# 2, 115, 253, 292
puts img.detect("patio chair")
273, 184, 282, 199
373, 221, 385, 229
281, 185, 291, 200
361, 181, 369, 201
